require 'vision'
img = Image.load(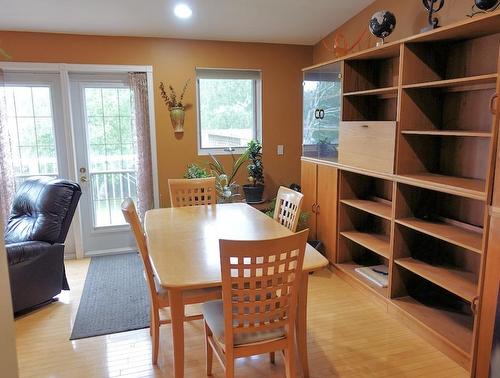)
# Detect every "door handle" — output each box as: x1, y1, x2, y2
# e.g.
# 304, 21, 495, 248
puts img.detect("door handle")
80, 176, 88, 183
316, 204, 321, 214
314, 109, 320, 119
318, 109, 325, 120
312, 203, 317, 213
490, 93, 498, 115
